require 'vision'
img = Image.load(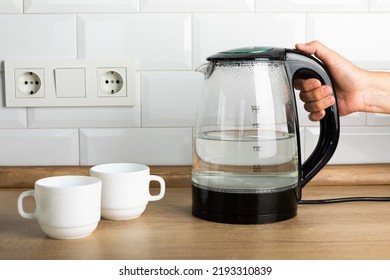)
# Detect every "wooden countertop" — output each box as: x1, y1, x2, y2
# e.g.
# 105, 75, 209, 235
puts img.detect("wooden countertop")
2, 164, 390, 260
